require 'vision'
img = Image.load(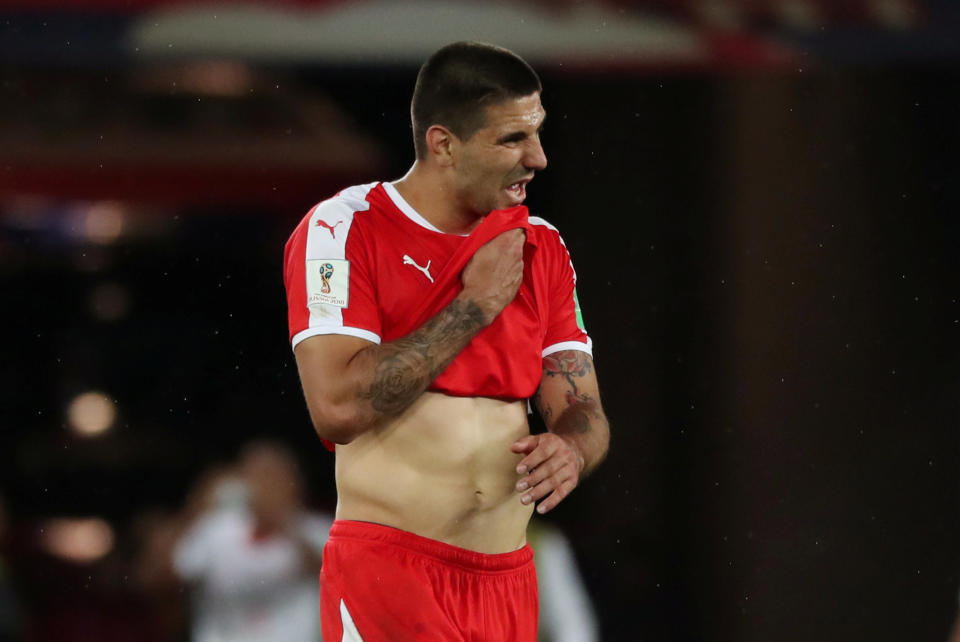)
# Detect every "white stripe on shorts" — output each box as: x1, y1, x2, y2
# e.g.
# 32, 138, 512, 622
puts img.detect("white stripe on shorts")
340, 599, 364, 642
